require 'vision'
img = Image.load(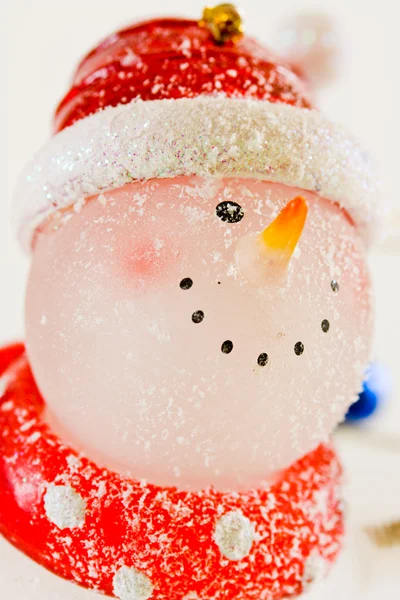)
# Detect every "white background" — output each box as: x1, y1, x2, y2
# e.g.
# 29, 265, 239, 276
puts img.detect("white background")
2, 0, 400, 597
